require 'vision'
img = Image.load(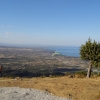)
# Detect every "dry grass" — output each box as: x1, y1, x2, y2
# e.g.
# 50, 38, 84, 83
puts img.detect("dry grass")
0, 76, 100, 100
